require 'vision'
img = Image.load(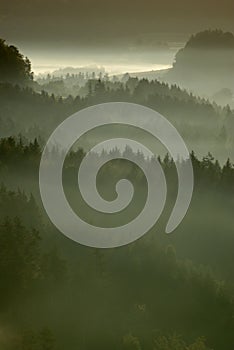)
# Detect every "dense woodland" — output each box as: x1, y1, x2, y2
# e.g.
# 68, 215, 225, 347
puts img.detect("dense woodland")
0, 32, 234, 349
165, 30, 234, 99
1, 72, 234, 161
